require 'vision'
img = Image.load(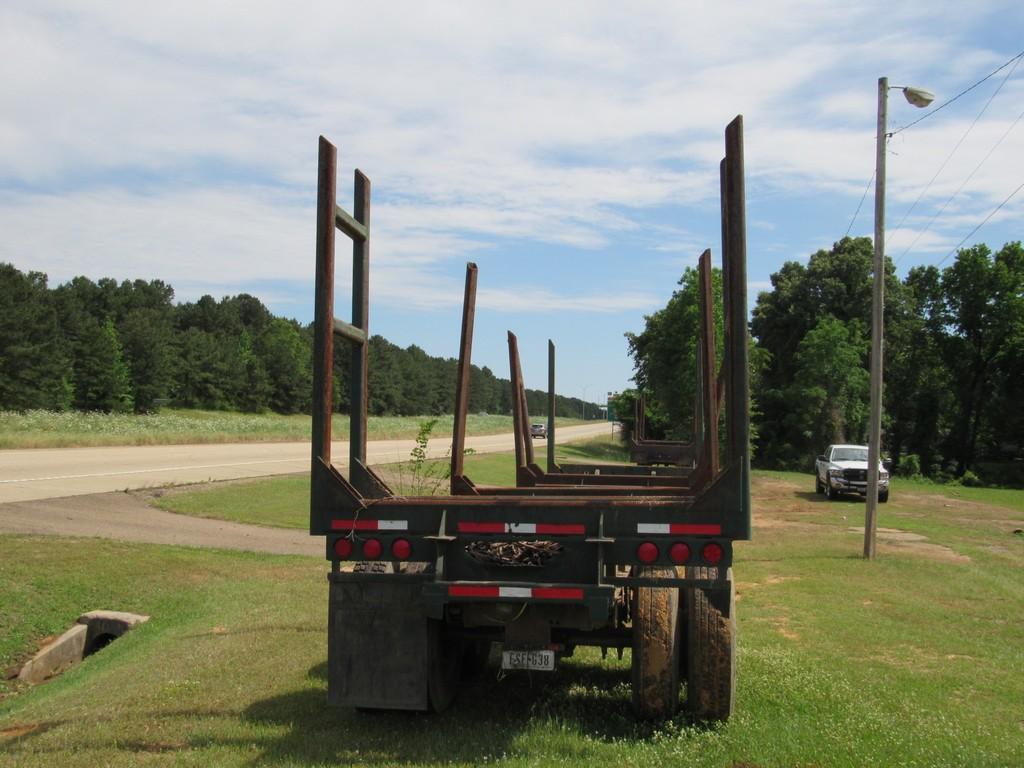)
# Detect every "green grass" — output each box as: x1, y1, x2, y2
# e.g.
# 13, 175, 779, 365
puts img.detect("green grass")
153, 438, 631, 528
0, 409, 588, 449
2, 471, 1022, 765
